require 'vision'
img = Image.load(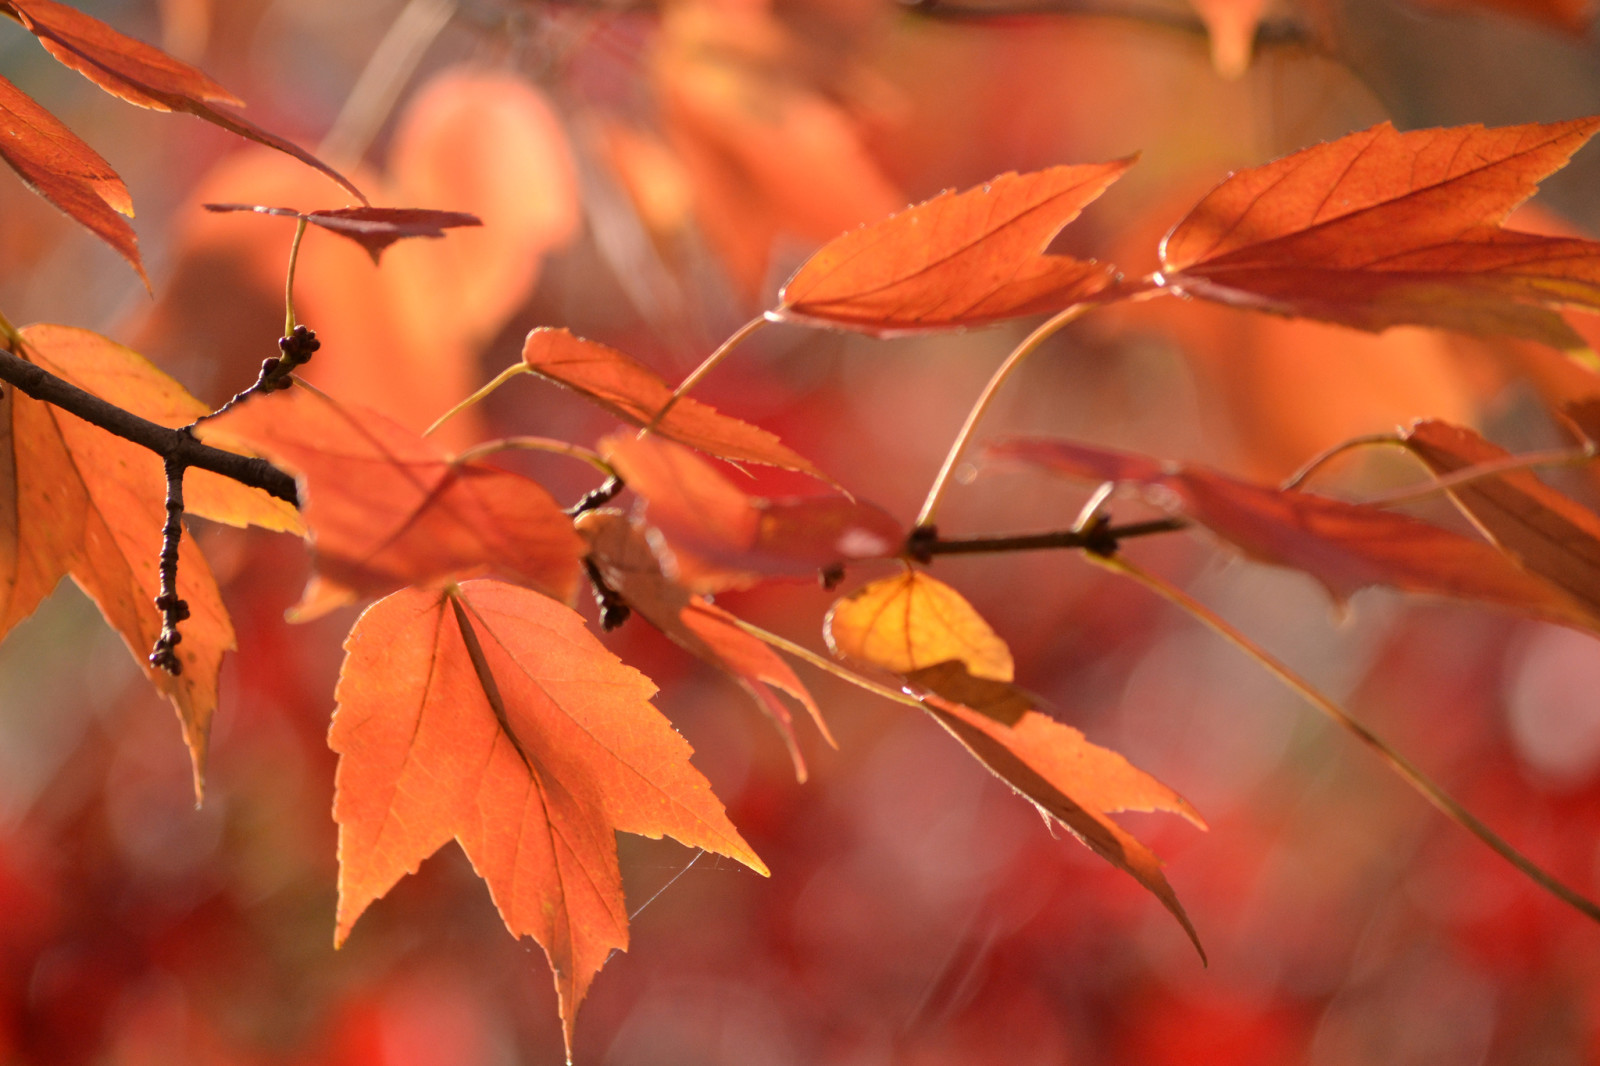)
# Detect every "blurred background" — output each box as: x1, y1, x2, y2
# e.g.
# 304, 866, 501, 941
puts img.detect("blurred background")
3, 0, 1600, 1062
